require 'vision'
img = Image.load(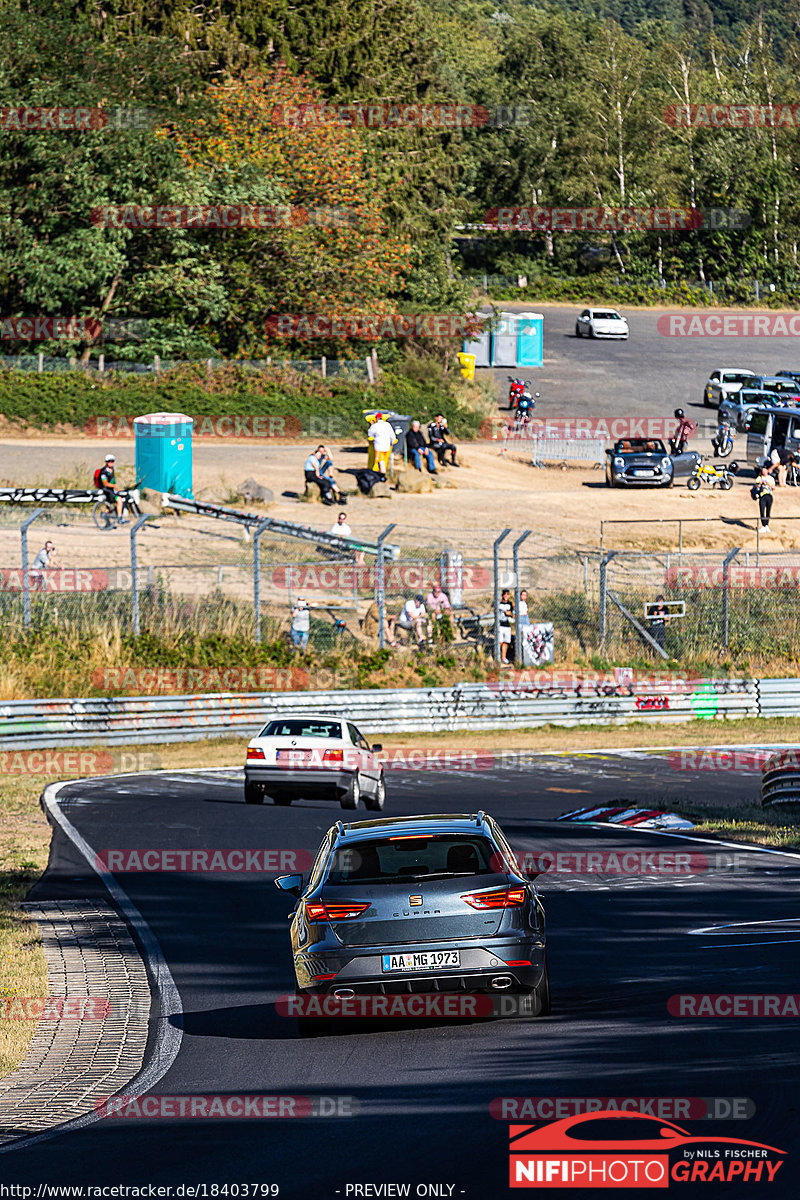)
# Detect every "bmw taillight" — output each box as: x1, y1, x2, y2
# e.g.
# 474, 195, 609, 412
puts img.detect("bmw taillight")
246, 747, 265, 760
462, 887, 526, 909
305, 901, 371, 922
323, 749, 344, 763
